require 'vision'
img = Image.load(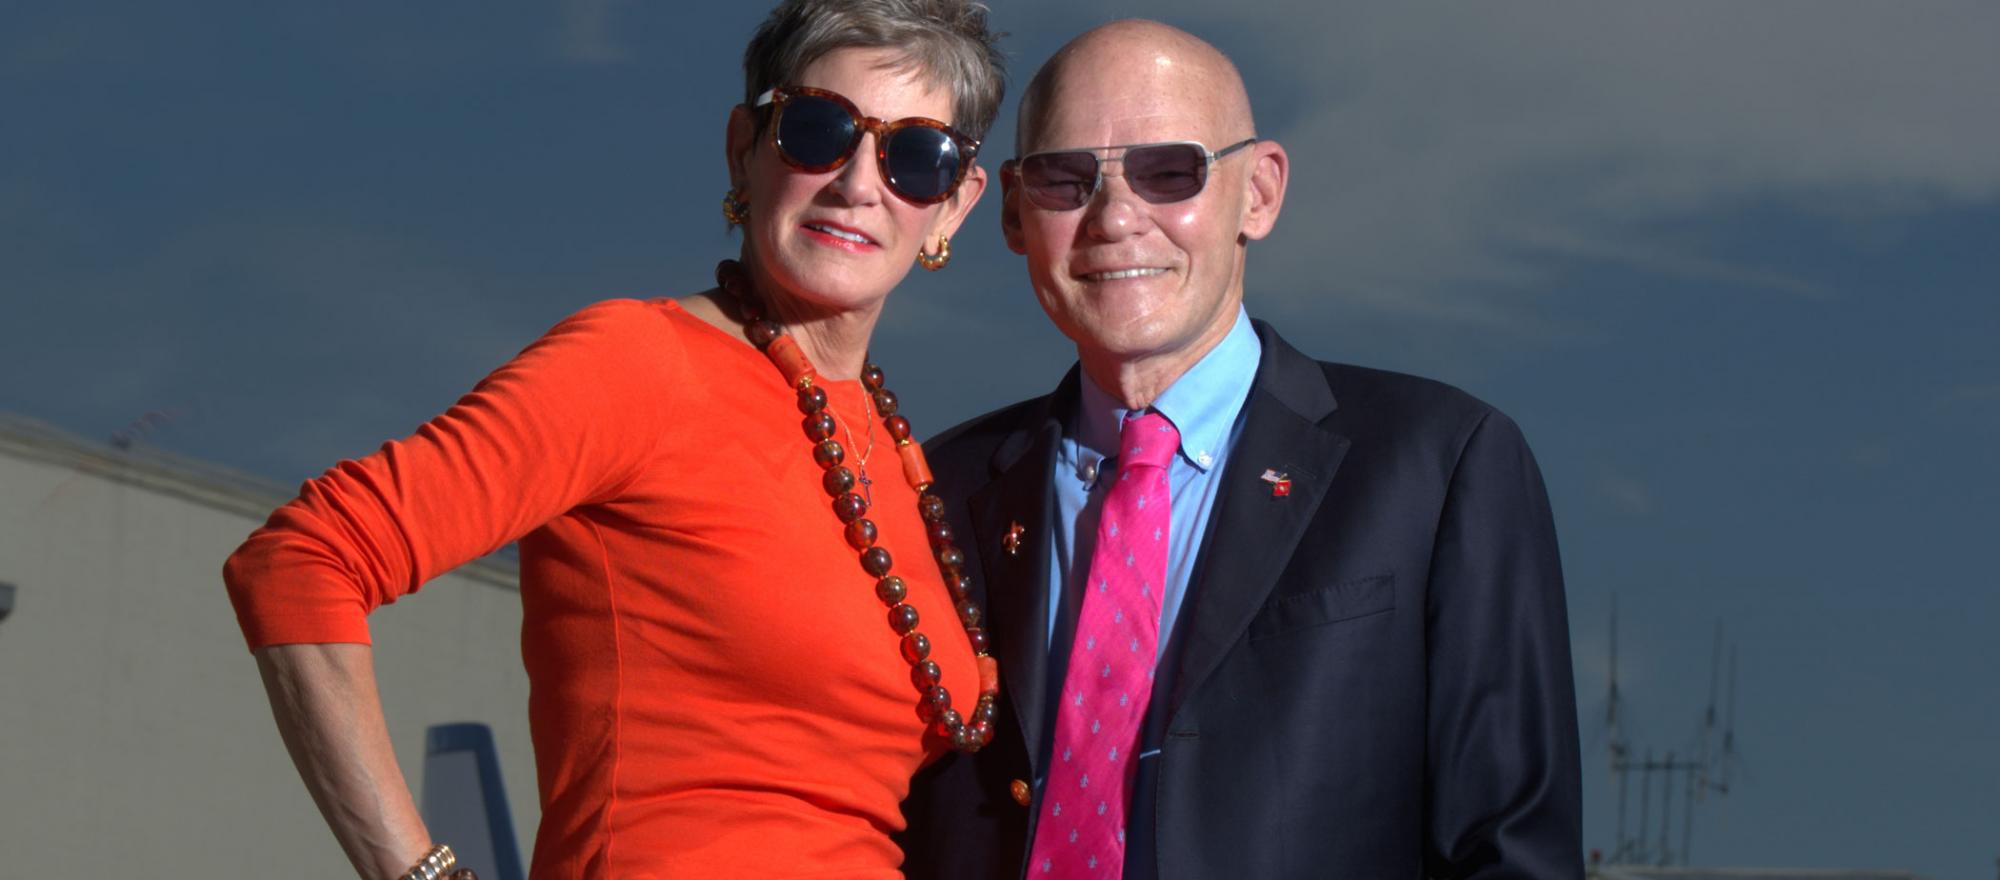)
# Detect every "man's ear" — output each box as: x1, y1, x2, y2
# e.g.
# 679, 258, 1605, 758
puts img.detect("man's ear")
999, 162, 1028, 255
724, 104, 757, 191
1240, 139, 1288, 241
